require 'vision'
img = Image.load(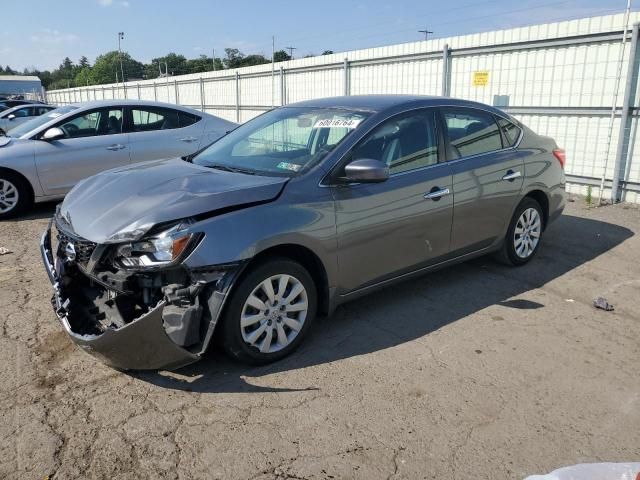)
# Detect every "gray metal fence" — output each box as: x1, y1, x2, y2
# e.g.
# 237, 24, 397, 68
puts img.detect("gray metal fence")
46, 13, 640, 203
